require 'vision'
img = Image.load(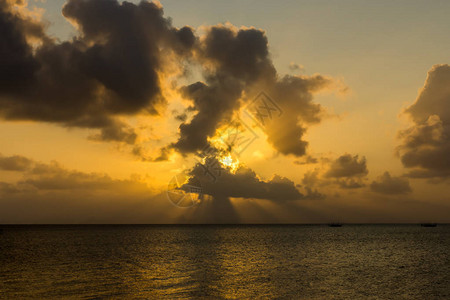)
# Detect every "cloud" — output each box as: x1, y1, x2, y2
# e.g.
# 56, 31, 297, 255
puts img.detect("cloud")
294, 155, 318, 165
262, 75, 333, 156
186, 157, 303, 202
0, 154, 33, 171
0, 152, 305, 223
300, 154, 368, 193
88, 120, 137, 144
0, 154, 146, 191
370, 172, 412, 195
171, 25, 276, 154
325, 154, 368, 178
132, 145, 171, 162
289, 62, 304, 72
0, 0, 195, 144
1, 1, 342, 158
0, 154, 182, 223
397, 64, 450, 179
0, 153, 158, 196
336, 178, 365, 189
178, 155, 305, 223
172, 79, 243, 153
169, 24, 340, 158
1, 153, 448, 224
